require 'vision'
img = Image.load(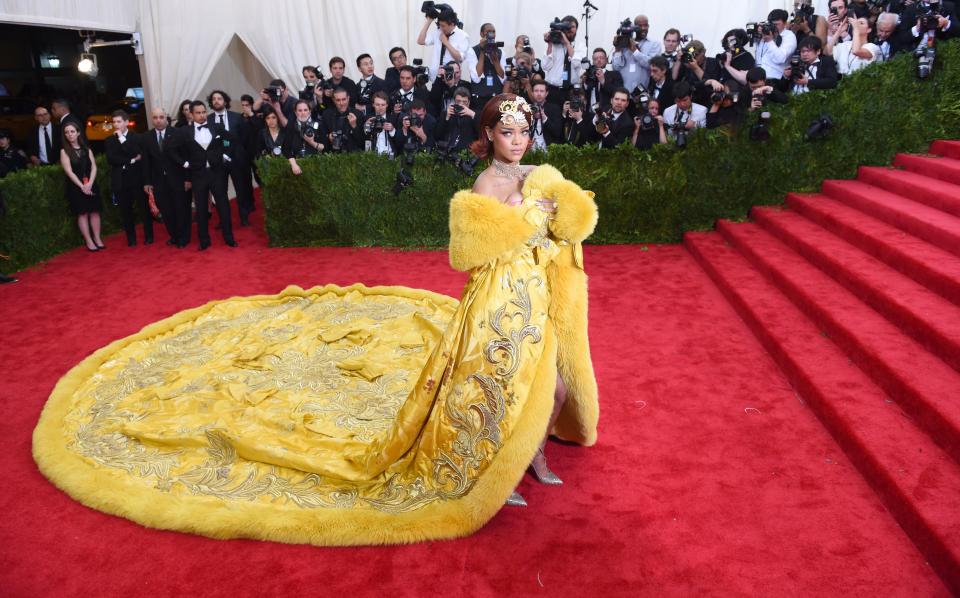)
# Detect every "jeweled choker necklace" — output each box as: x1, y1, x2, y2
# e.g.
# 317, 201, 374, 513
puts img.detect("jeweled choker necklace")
493, 159, 524, 180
